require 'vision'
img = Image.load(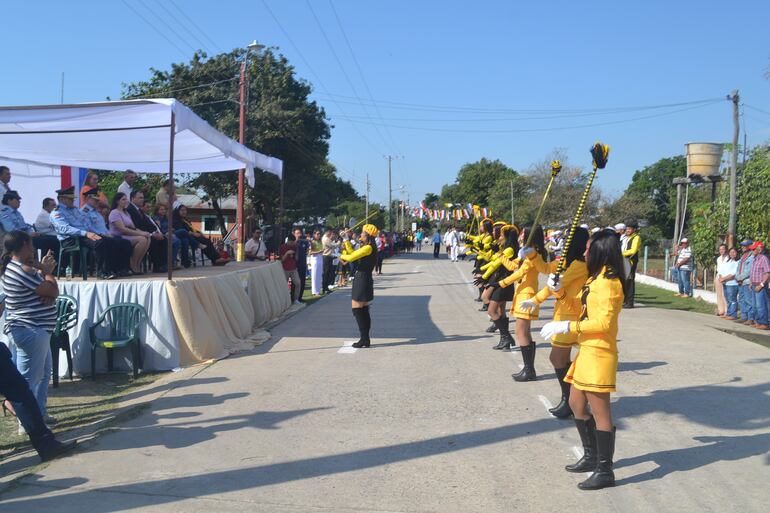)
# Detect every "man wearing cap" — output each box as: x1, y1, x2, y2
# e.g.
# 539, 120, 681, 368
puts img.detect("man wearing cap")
621, 221, 642, 308
0, 190, 60, 259
749, 241, 770, 330
614, 223, 627, 246
81, 188, 132, 277
674, 238, 693, 297
51, 187, 121, 279
735, 240, 755, 324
